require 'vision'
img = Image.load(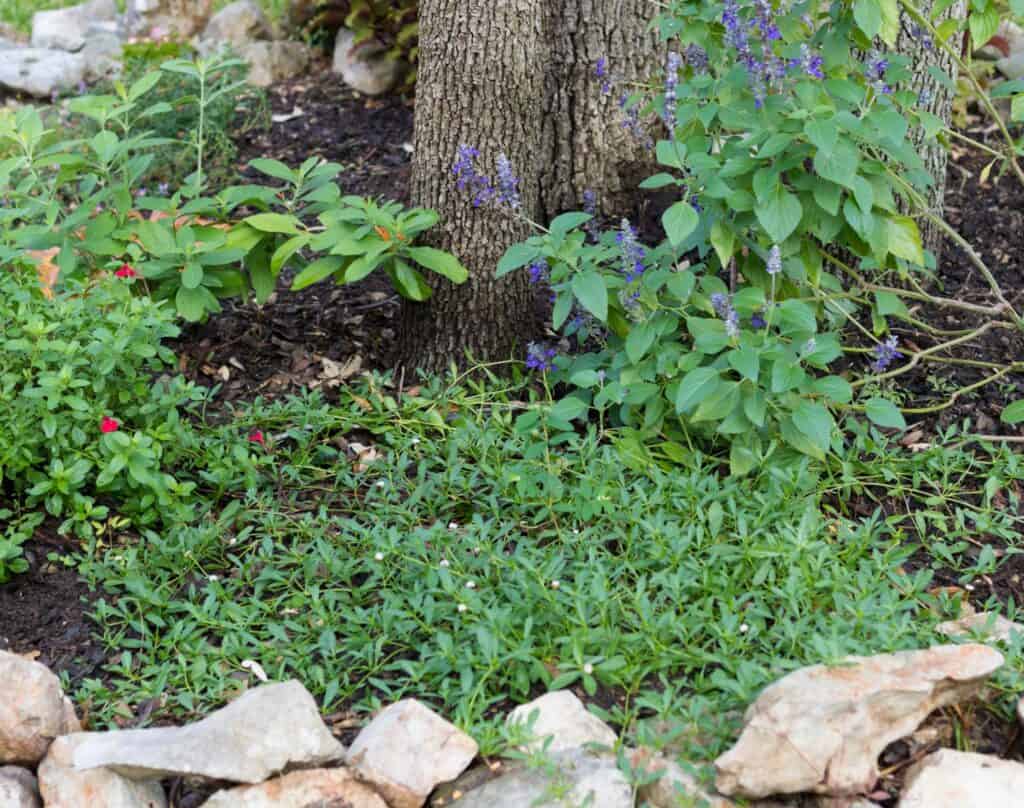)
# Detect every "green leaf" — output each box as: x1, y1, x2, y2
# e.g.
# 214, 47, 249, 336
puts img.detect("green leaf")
710, 221, 735, 267
968, 6, 1000, 50
344, 253, 386, 283
675, 367, 721, 413
727, 347, 760, 382
497, 243, 539, 277
662, 201, 700, 247
181, 262, 204, 290
572, 271, 608, 321
291, 255, 346, 290
247, 244, 275, 303
248, 158, 296, 183
780, 417, 826, 461
874, 289, 910, 319
853, 0, 882, 39
243, 213, 302, 235
271, 235, 310, 275
771, 359, 806, 393
793, 401, 835, 456
175, 285, 219, 322
813, 140, 859, 187
687, 317, 730, 354
1000, 400, 1024, 424
755, 186, 803, 243
879, 0, 900, 44
810, 376, 853, 404
865, 397, 907, 429
391, 259, 432, 301
550, 212, 593, 239
625, 321, 657, 364
804, 119, 838, 154
407, 246, 469, 283
885, 215, 925, 265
